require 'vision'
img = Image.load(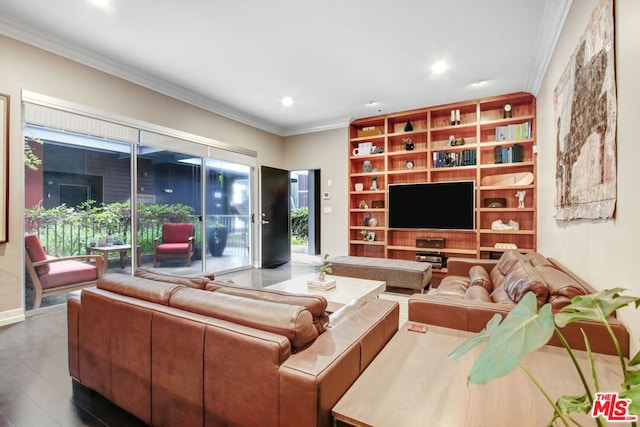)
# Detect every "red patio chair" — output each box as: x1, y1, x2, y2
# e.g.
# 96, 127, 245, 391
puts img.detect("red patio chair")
24, 233, 103, 309
153, 223, 195, 267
